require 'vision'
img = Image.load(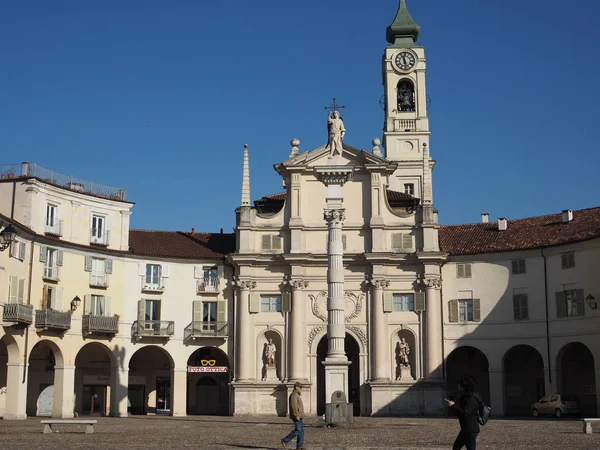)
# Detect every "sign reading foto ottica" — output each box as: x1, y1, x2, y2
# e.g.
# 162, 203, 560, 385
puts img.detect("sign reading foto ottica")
187, 359, 228, 373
